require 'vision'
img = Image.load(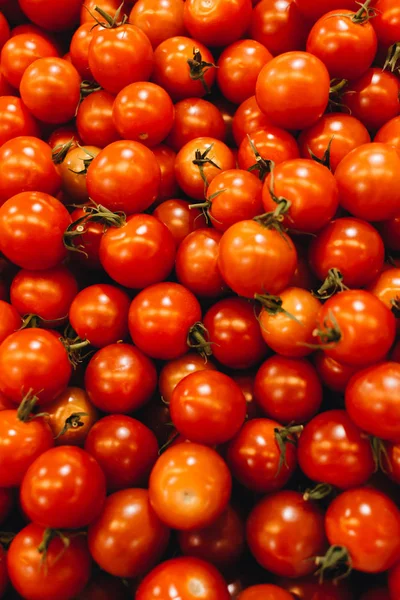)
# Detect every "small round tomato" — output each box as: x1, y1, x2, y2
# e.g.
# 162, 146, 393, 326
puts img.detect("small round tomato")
0, 488, 12, 524
152, 144, 179, 201
237, 127, 300, 174
203, 297, 268, 369
254, 355, 322, 424
232, 96, 272, 146
0, 300, 21, 344
167, 98, 226, 152
325, 488, 400, 573
8, 524, 91, 600
76, 90, 120, 148
159, 353, 216, 404
256, 51, 330, 130
0, 11, 9, 51
99, 214, 176, 289
85, 343, 157, 413
20, 446, 106, 529
19, 0, 82, 30
149, 442, 232, 530
129, 0, 185, 49
58, 145, 100, 203
75, 573, 129, 600
1, 32, 59, 88
227, 418, 298, 492
0, 96, 39, 147
368, 268, 400, 317
294, 0, 358, 20
153, 199, 207, 246
233, 373, 262, 420
136, 557, 231, 600
375, 115, 400, 151
128, 282, 202, 360
309, 218, 385, 288
46, 387, 98, 446
277, 575, 353, 600
372, 0, 400, 48
380, 214, 400, 252
247, 491, 326, 577
314, 352, 359, 393
48, 125, 80, 150
239, 585, 294, 600
86, 140, 160, 214
183, 0, 252, 47
68, 206, 104, 270
80, 0, 125, 23
389, 562, 400, 600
